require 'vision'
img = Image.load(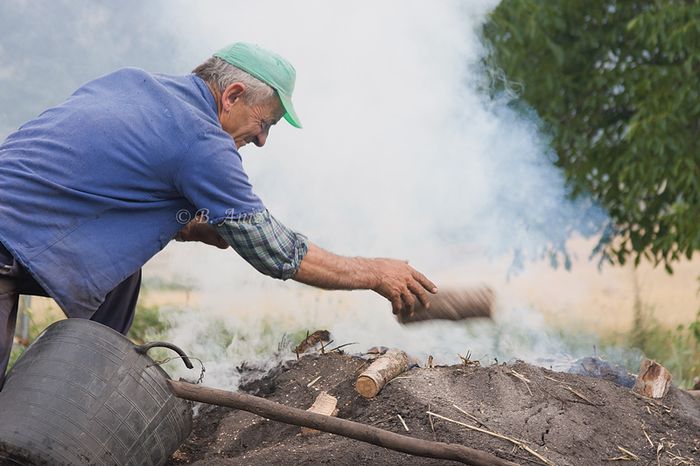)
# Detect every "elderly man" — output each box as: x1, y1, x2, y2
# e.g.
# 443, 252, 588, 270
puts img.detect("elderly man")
0, 42, 436, 387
